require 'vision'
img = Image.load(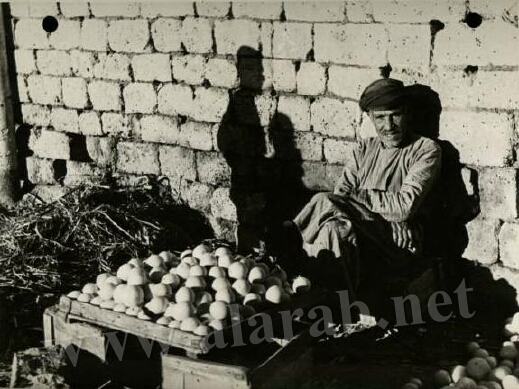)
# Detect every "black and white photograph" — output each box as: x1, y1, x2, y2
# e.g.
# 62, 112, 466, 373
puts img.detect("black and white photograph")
0, 0, 518, 388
